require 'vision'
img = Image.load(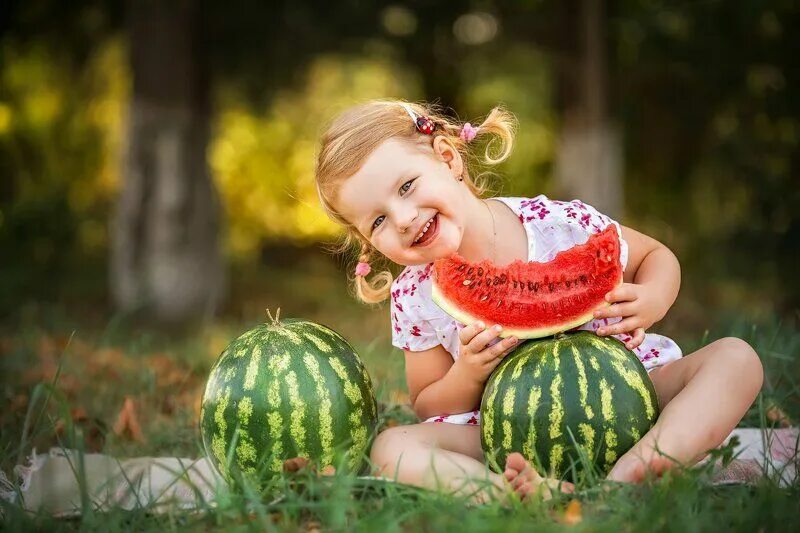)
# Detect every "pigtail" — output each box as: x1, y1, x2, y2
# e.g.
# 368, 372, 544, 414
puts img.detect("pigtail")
473, 106, 517, 165
353, 241, 393, 304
